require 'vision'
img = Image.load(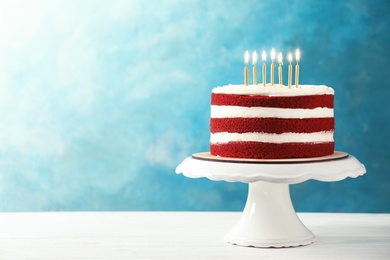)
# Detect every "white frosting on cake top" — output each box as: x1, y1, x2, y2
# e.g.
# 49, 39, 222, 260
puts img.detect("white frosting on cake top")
212, 84, 334, 96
